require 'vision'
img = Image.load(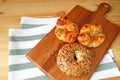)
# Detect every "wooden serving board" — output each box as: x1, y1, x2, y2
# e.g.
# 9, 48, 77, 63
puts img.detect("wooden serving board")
26, 3, 120, 80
